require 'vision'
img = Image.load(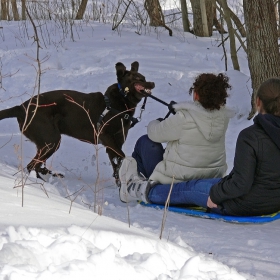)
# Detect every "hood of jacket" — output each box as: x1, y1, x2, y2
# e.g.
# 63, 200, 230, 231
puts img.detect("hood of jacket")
254, 113, 280, 149
173, 101, 235, 142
